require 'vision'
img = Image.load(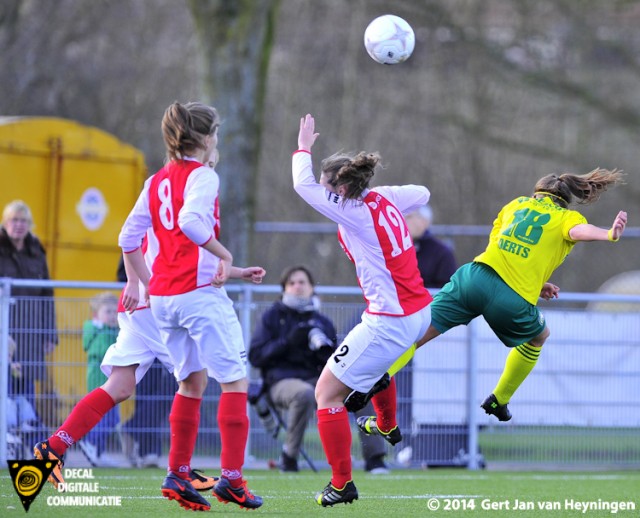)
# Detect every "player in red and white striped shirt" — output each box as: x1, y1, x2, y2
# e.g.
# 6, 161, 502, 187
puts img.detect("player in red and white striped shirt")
34, 231, 220, 496
120, 102, 264, 511
293, 114, 433, 506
